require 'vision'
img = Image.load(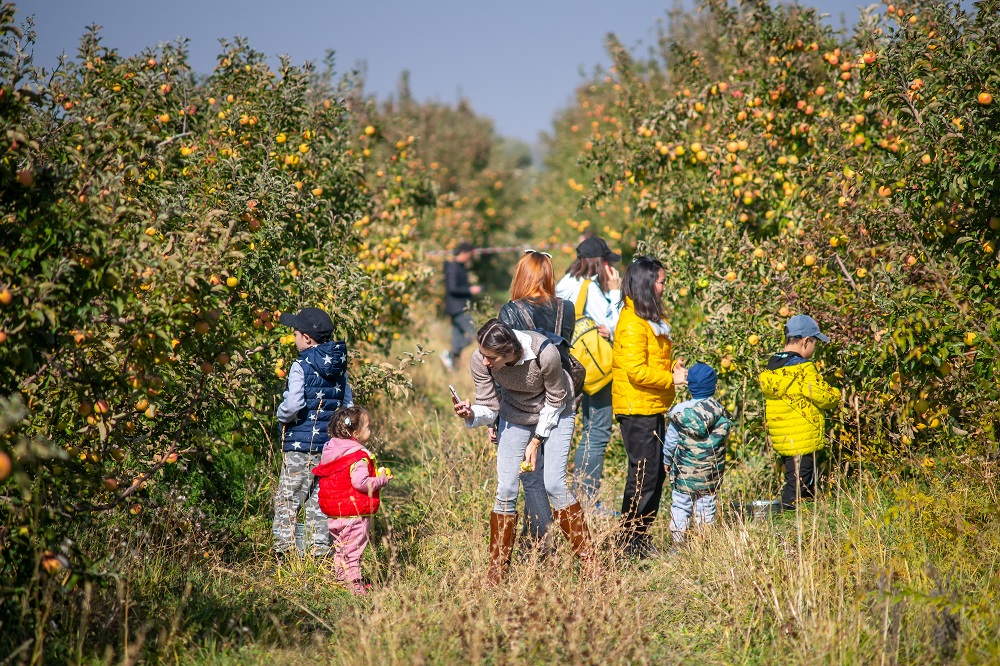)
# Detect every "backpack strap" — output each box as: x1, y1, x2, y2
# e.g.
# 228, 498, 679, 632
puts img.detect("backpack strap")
536, 338, 550, 369
575, 280, 590, 319
554, 299, 565, 338
512, 300, 536, 330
